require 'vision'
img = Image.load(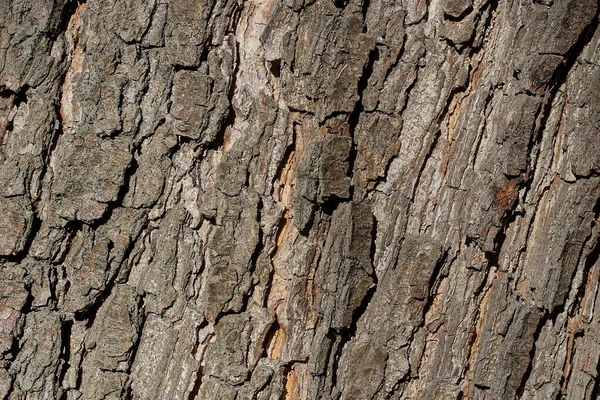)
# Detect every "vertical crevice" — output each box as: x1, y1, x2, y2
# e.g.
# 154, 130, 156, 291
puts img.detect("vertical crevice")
57, 319, 73, 400
515, 312, 547, 399
348, 47, 378, 201
524, 2, 600, 198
